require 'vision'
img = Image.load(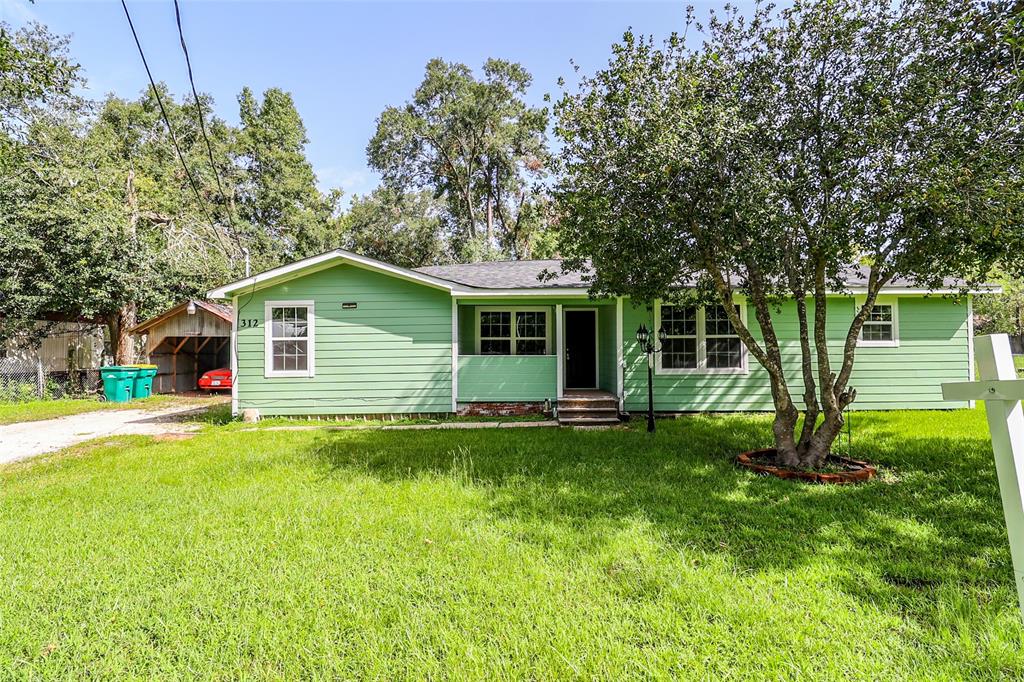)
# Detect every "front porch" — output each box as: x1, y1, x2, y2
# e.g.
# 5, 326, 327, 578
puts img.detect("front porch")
452, 298, 623, 417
